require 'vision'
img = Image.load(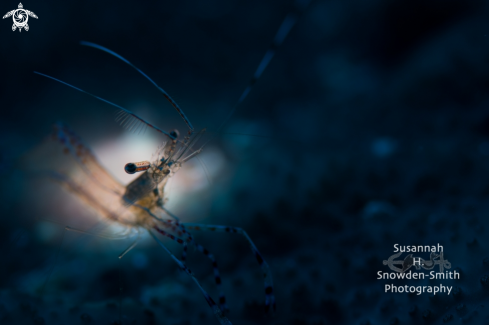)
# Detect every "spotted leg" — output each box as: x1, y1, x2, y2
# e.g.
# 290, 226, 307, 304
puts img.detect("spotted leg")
147, 229, 232, 325
135, 205, 228, 312
155, 201, 193, 262
153, 224, 228, 312
182, 223, 275, 313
